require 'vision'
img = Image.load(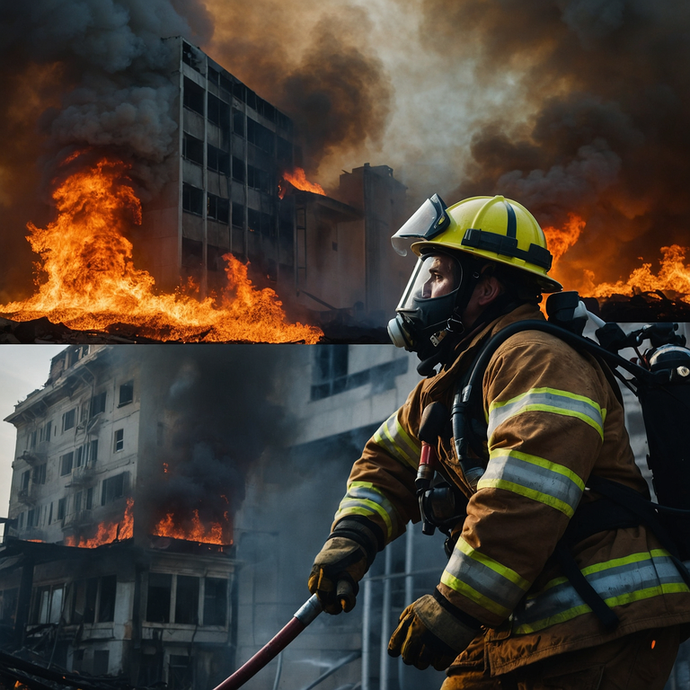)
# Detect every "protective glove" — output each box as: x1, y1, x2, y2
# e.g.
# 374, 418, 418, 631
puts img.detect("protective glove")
308, 519, 381, 615
388, 592, 480, 671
